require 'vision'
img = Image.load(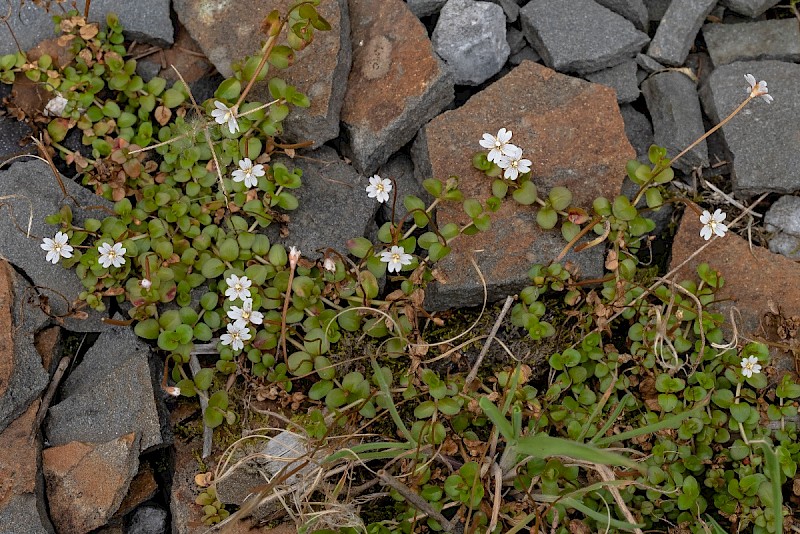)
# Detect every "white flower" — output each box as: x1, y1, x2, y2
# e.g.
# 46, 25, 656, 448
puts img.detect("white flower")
224, 274, 252, 301
227, 298, 263, 328
232, 157, 265, 189
40, 231, 73, 264
699, 209, 728, 241
323, 257, 336, 272
744, 73, 773, 104
479, 128, 516, 163
211, 100, 240, 134
220, 322, 251, 352
44, 94, 68, 117
366, 175, 393, 203
379, 245, 413, 274
495, 145, 532, 181
140, 278, 152, 290
97, 242, 126, 268
740, 355, 762, 378
289, 246, 301, 267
